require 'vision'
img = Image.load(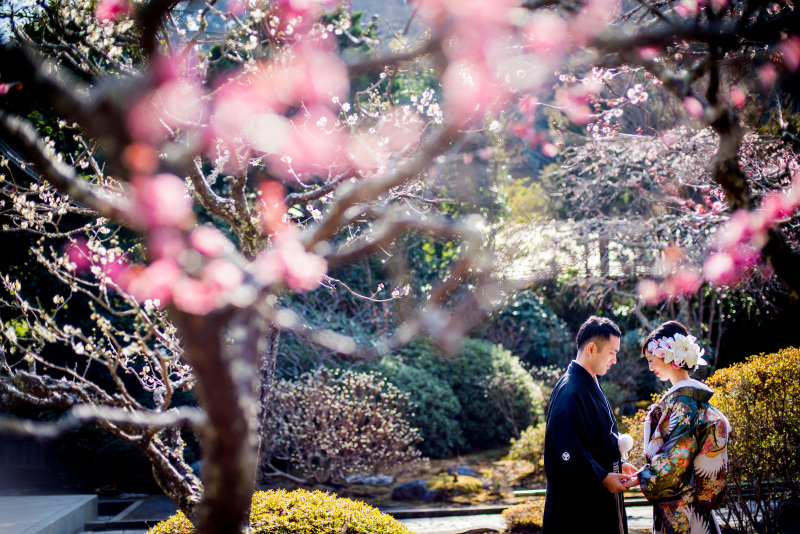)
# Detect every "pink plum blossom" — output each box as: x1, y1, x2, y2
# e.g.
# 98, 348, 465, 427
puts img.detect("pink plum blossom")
758, 63, 777, 87
202, 260, 244, 293
95, 0, 131, 22
555, 86, 593, 125
570, 0, 620, 46
0, 82, 23, 95
147, 228, 186, 261
541, 143, 559, 157
254, 236, 327, 292
171, 277, 217, 315
131, 174, 195, 230
190, 226, 232, 258
376, 115, 423, 156
127, 77, 204, 144
729, 87, 746, 109
347, 132, 386, 174
780, 36, 800, 73
730, 246, 761, 269
267, 107, 346, 179
124, 259, 182, 304
101, 258, 129, 284
277, 43, 349, 109
717, 209, 752, 248
522, 13, 570, 59
638, 279, 662, 305
442, 61, 509, 126
757, 192, 797, 230
273, 0, 337, 21
683, 97, 704, 119
703, 252, 738, 286
665, 268, 702, 296
258, 181, 289, 236
637, 47, 661, 61
122, 143, 159, 174
65, 239, 91, 272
